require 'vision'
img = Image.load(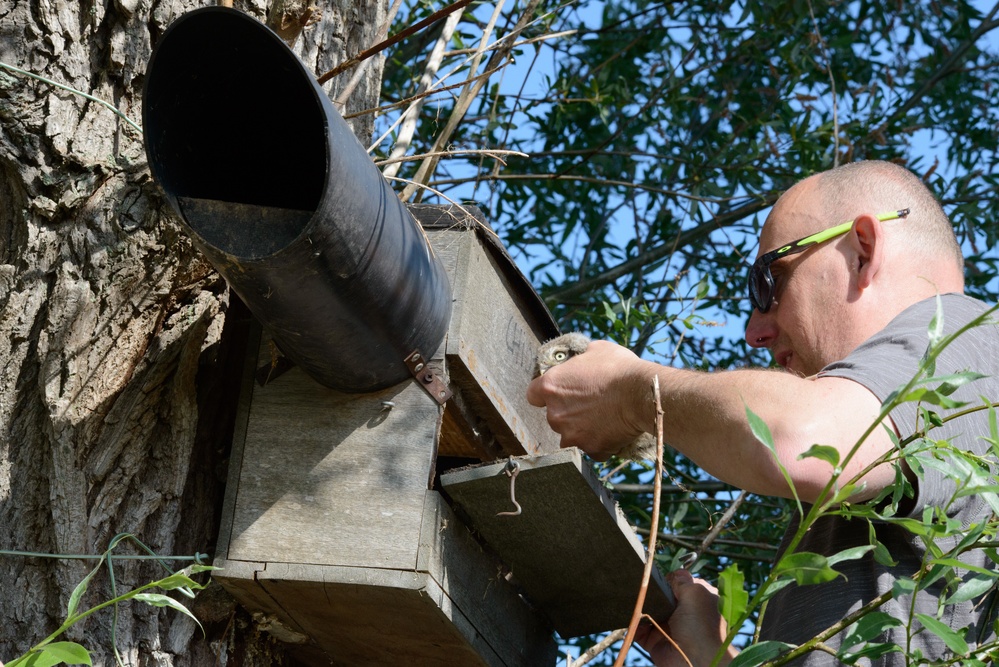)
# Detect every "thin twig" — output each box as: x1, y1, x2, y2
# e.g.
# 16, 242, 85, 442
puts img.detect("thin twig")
806, 0, 839, 166
401, 0, 544, 202
358, 19, 569, 126
383, 174, 502, 243
0, 62, 143, 135
613, 376, 665, 667
430, 172, 744, 203
443, 29, 578, 56
613, 481, 731, 494
382, 9, 463, 177
569, 628, 627, 667
359, 64, 505, 128
545, 196, 775, 301
642, 614, 693, 667
692, 490, 748, 563
317, 0, 475, 84
377, 148, 527, 167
